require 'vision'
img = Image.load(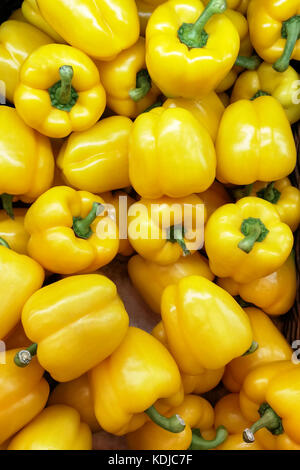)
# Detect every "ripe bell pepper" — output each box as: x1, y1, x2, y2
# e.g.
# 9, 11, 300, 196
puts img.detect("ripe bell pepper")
15, 274, 129, 382
231, 62, 300, 124
89, 327, 184, 436
22, 0, 65, 43
127, 195, 206, 266
14, 44, 106, 138
146, 0, 240, 99
129, 107, 216, 198
248, 0, 300, 72
205, 197, 294, 284
161, 275, 253, 375
7, 405, 92, 450
37, 0, 140, 60
24, 186, 119, 274
136, 0, 165, 36
126, 395, 228, 450
0, 208, 29, 254
199, 180, 232, 219
216, 96, 297, 186
57, 116, 132, 194
0, 348, 49, 445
